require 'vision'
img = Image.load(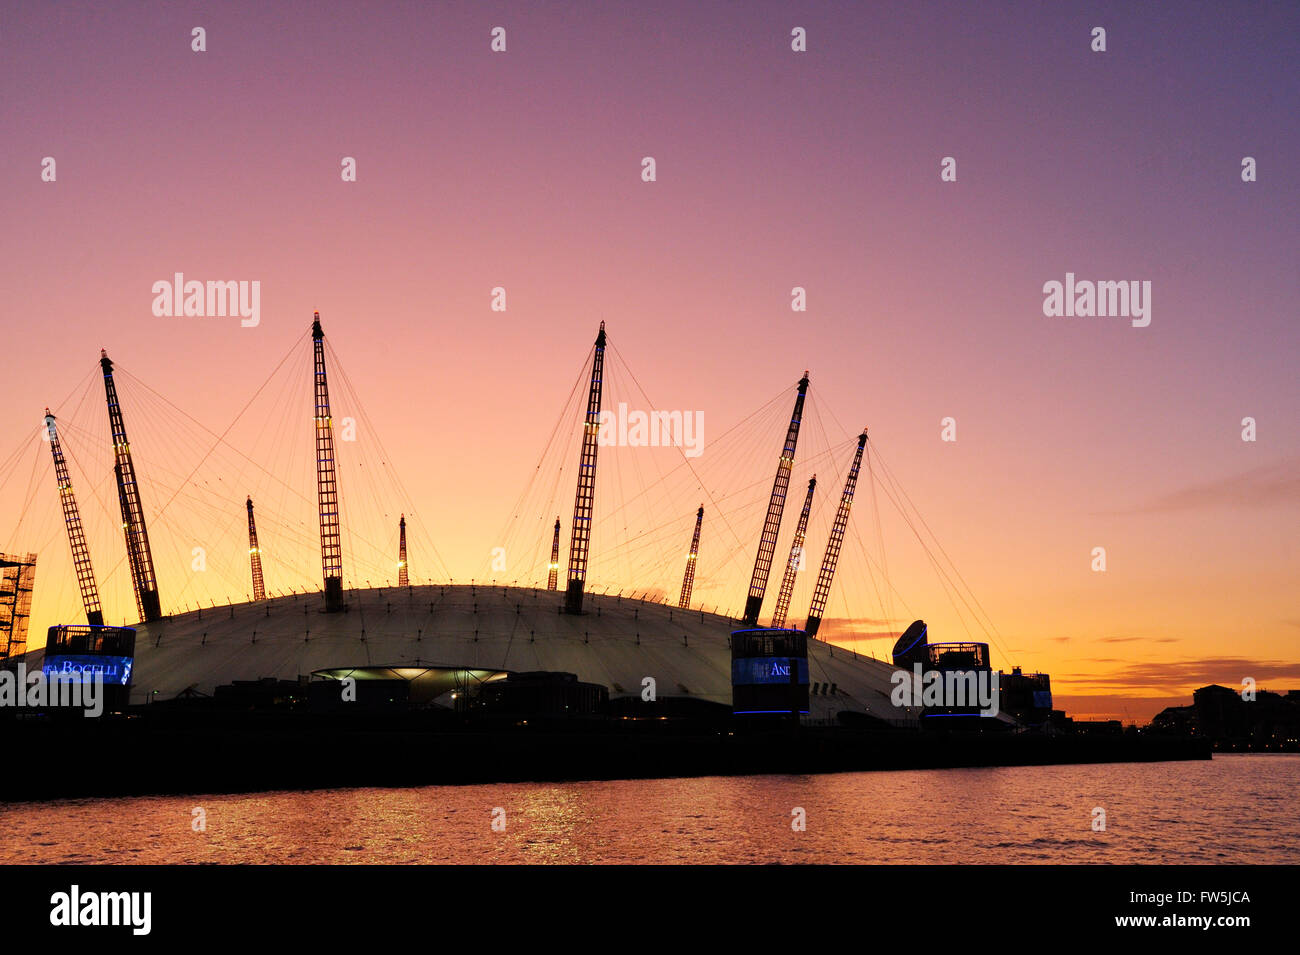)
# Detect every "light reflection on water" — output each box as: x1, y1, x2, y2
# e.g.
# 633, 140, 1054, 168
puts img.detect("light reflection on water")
3, 755, 1295, 864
